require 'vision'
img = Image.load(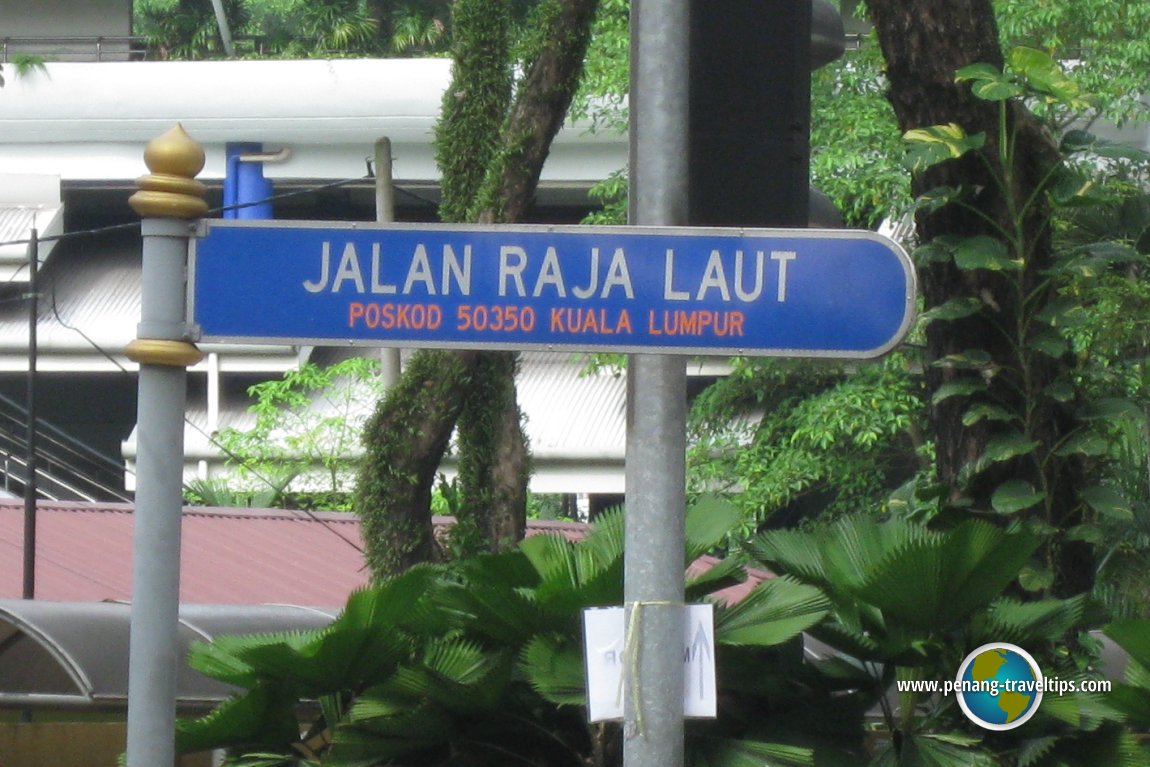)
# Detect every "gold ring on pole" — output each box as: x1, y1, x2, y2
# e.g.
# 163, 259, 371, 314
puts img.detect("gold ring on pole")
125, 339, 205, 368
